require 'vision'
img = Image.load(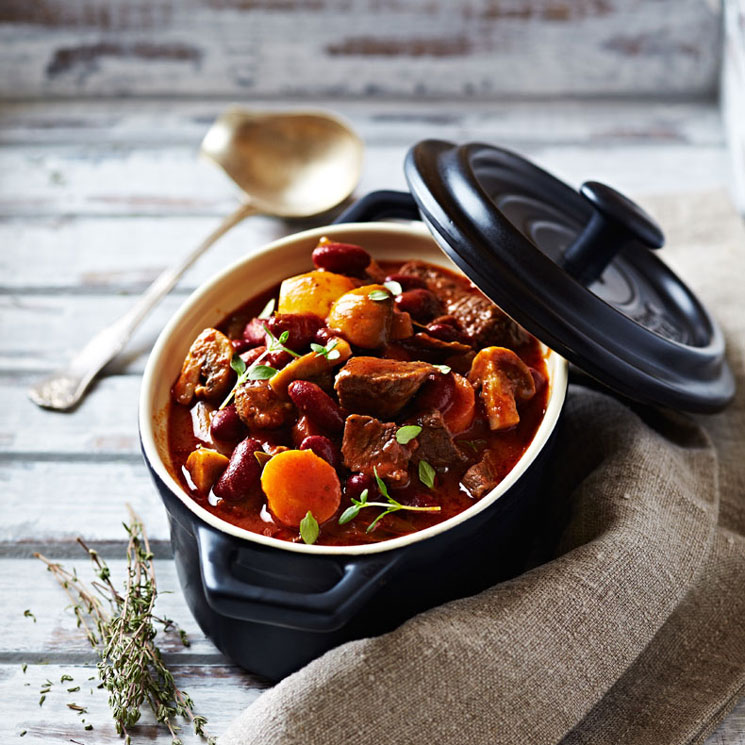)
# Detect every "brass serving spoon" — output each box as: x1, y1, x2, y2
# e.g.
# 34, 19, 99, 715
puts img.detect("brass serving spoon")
28, 108, 364, 411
